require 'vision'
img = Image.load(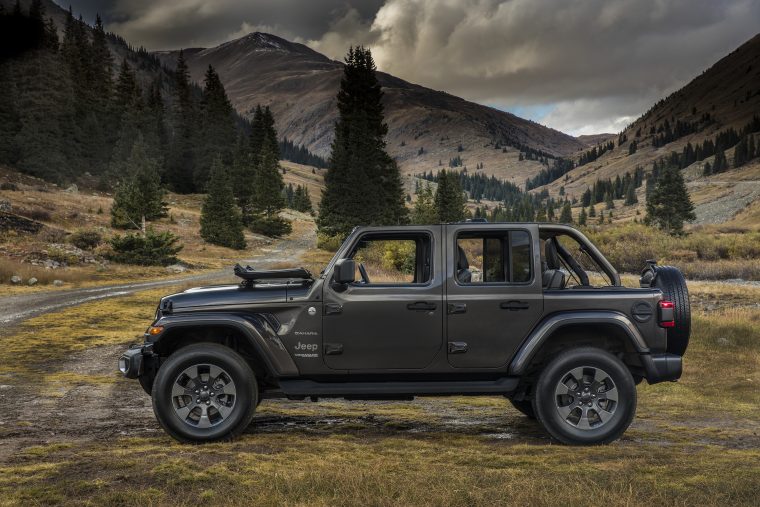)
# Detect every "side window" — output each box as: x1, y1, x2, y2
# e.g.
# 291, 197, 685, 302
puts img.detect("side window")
510, 231, 532, 283
350, 234, 431, 285
456, 230, 532, 284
